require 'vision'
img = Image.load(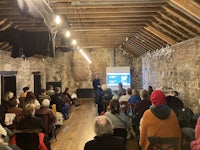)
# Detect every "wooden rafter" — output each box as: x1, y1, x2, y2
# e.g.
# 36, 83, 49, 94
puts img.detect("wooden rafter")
144, 25, 177, 45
